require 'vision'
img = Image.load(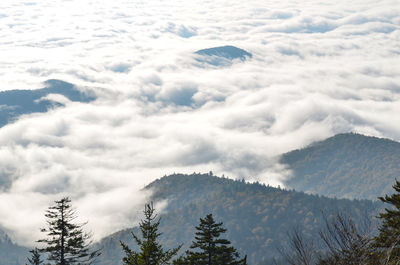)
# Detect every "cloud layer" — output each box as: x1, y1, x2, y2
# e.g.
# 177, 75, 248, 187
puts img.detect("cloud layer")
0, 0, 399, 245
